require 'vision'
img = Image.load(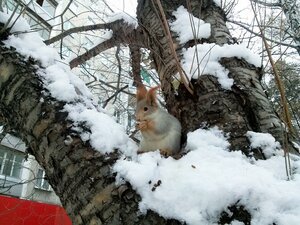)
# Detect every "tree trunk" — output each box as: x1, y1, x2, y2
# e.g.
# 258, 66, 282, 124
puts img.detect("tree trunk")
137, 0, 295, 158
0, 0, 297, 224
